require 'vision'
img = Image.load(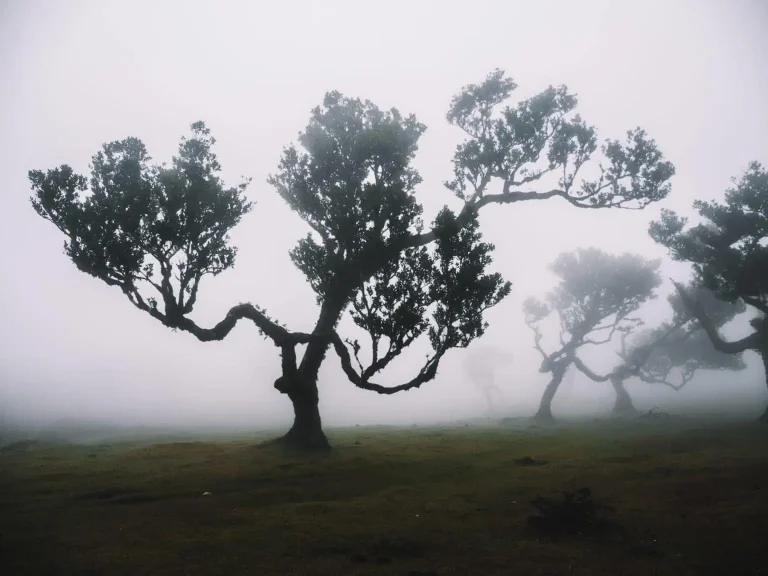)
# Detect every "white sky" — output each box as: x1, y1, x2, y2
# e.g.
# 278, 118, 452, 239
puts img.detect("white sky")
1, 0, 767, 430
